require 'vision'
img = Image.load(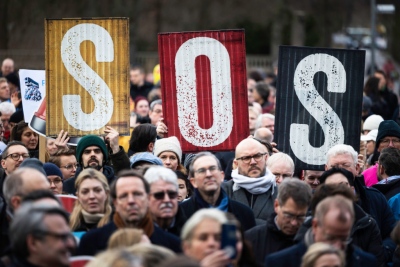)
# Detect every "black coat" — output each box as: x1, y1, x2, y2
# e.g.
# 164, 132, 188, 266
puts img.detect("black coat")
76, 221, 181, 256
245, 214, 296, 267
265, 241, 377, 267
179, 192, 256, 231
373, 178, 400, 201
